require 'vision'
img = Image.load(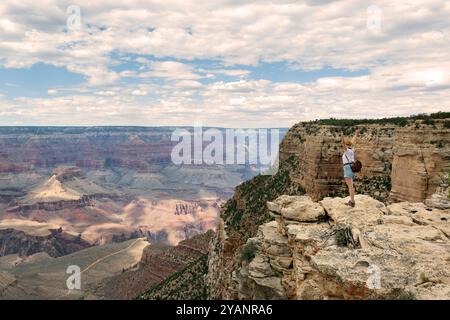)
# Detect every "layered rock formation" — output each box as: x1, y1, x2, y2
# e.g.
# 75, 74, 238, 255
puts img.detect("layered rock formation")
0, 228, 91, 258
98, 230, 213, 300
0, 127, 176, 170
0, 271, 35, 298
214, 195, 450, 300
0, 152, 33, 174
4, 166, 119, 214
390, 127, 450, 202
280, 124, 394, 201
